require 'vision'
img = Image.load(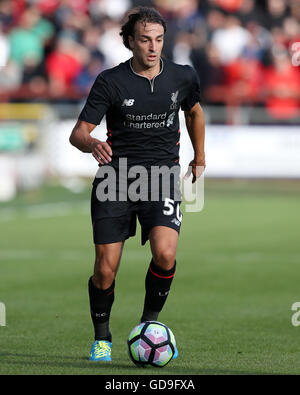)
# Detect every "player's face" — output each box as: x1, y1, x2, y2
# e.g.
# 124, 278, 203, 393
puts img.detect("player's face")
129, 22, 164, 69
